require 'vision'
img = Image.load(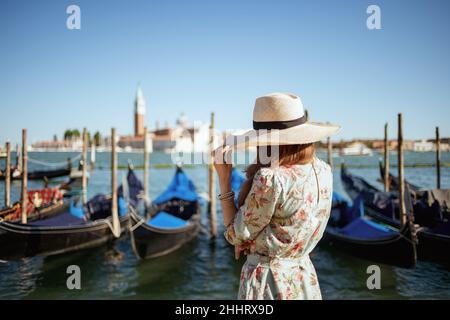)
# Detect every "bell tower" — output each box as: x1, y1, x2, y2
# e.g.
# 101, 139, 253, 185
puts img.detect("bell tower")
134, 85, 146, 137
